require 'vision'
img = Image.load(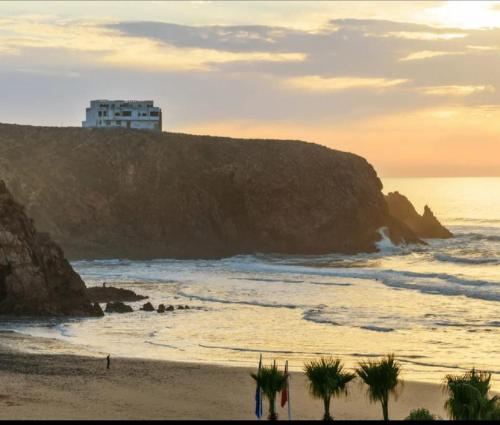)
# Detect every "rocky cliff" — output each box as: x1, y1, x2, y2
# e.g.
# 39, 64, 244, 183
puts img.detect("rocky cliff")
385, 191, 453, 239
0, 180, 102, 315
0, 123, 423, 259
